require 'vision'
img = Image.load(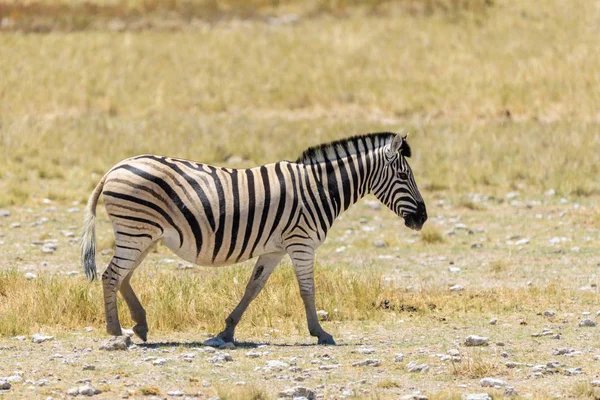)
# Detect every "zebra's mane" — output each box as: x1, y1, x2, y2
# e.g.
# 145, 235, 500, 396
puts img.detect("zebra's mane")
296, 132, 407, 164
